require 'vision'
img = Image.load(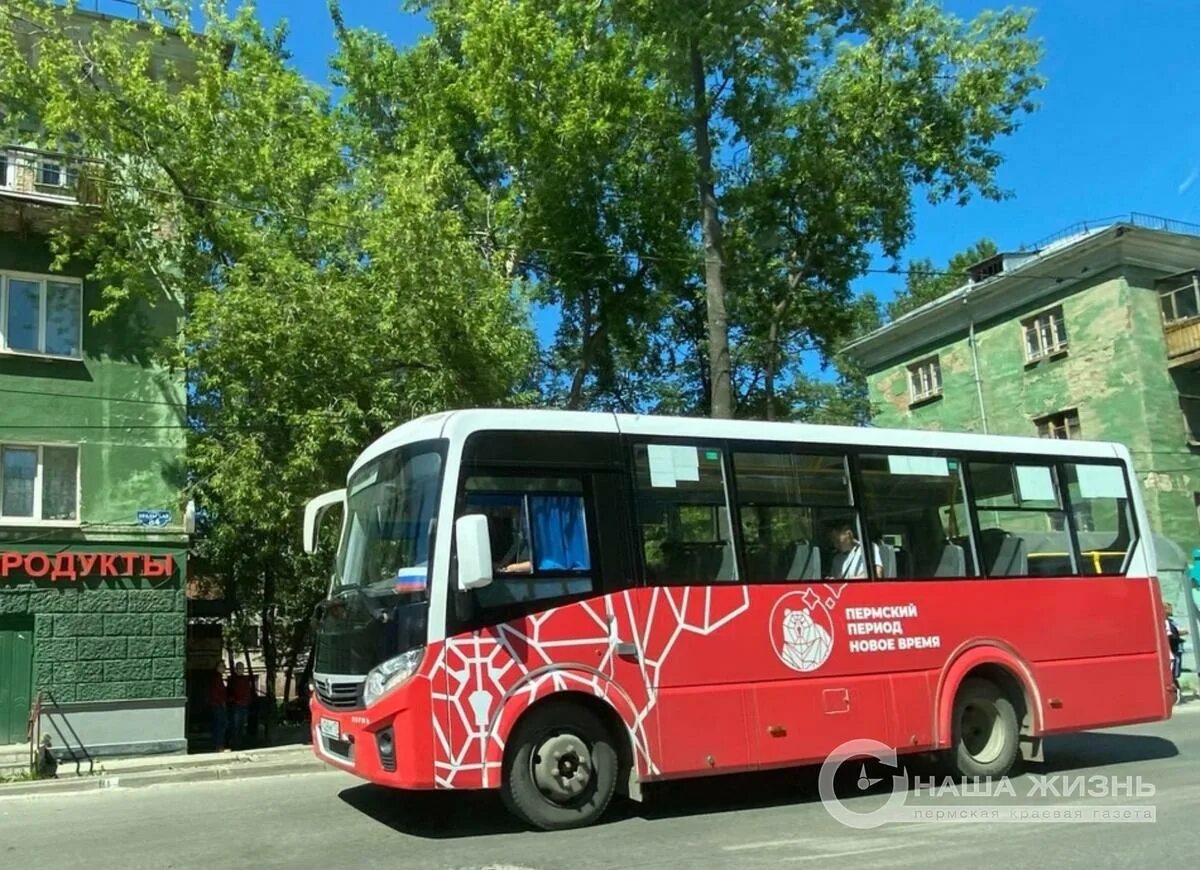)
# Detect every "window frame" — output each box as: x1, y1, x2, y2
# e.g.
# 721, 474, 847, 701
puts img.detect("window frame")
451, 464, 607, 629
1022, 305, 1069, 363
729, 445, 865, 585
0, 442, 81, 527
36, 157, 66, 188
965, 458, 1079, 578
629, 436, 743, 588
907, 356, 943, 404
0, 270, 84, 360
1035, 409, 1081, 441
855, 450, 982, 582
1159, 274, 1200, 325
0, 152, 12, 189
